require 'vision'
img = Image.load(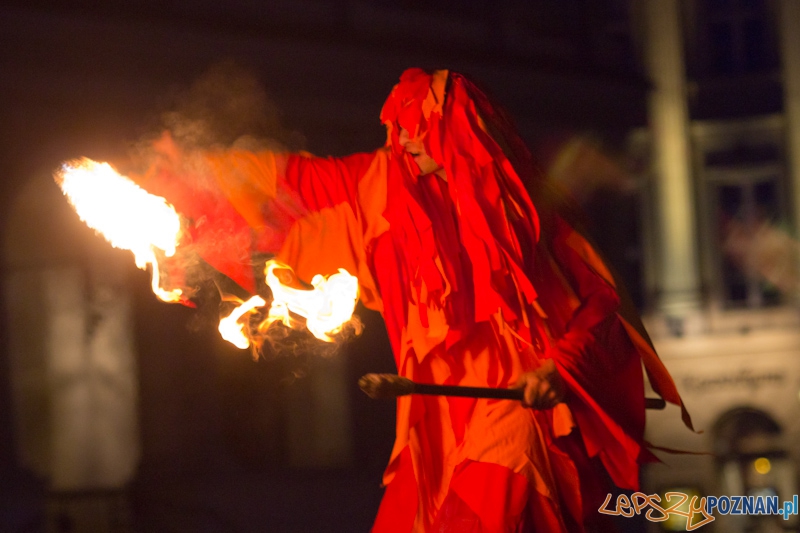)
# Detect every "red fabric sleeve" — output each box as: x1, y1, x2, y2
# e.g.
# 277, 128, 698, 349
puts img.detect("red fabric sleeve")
132, 139, 381, 298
